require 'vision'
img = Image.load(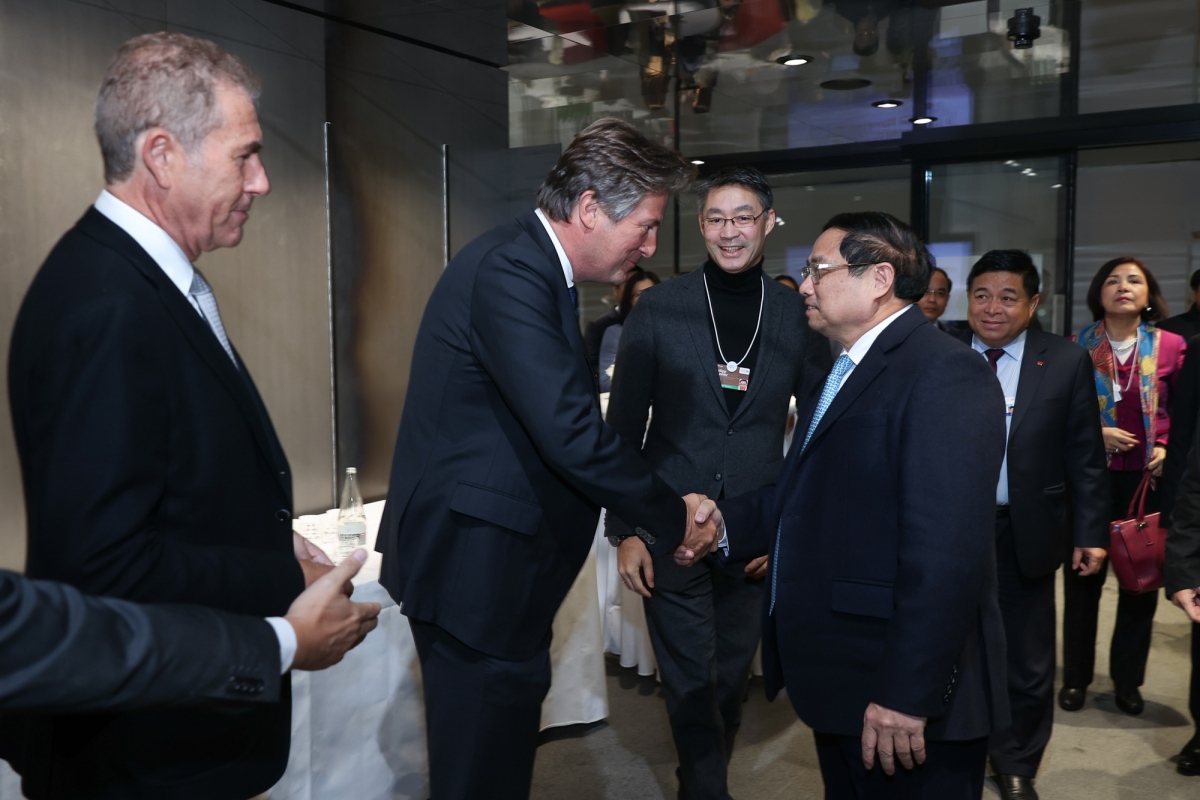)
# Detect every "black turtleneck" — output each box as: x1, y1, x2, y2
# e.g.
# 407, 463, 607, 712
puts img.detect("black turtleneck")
702, 258, 765, 416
